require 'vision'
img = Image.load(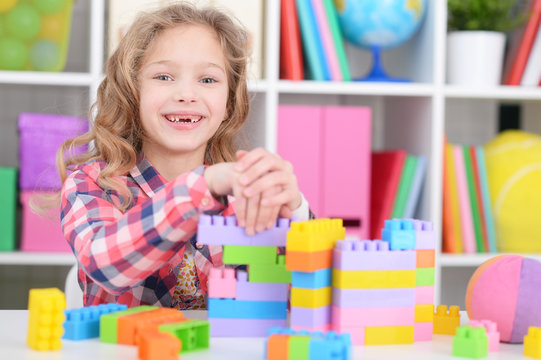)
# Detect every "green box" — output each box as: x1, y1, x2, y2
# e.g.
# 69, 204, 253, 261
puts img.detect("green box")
159, 320, 210, 353
0, 167, 17, 251
249, 255, 291, 283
